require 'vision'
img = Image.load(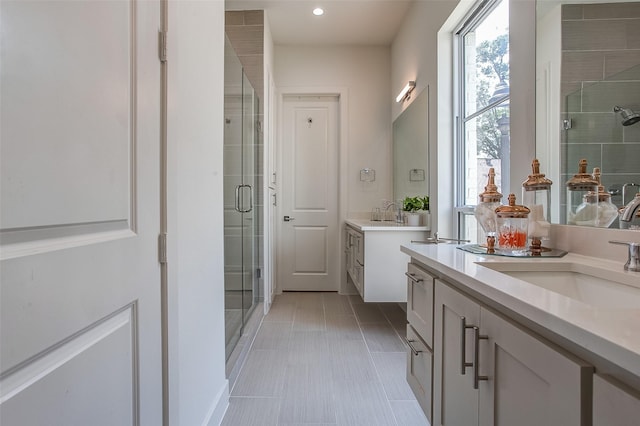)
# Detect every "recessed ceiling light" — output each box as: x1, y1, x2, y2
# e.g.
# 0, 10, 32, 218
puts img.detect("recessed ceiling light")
313, 7, 324, 16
